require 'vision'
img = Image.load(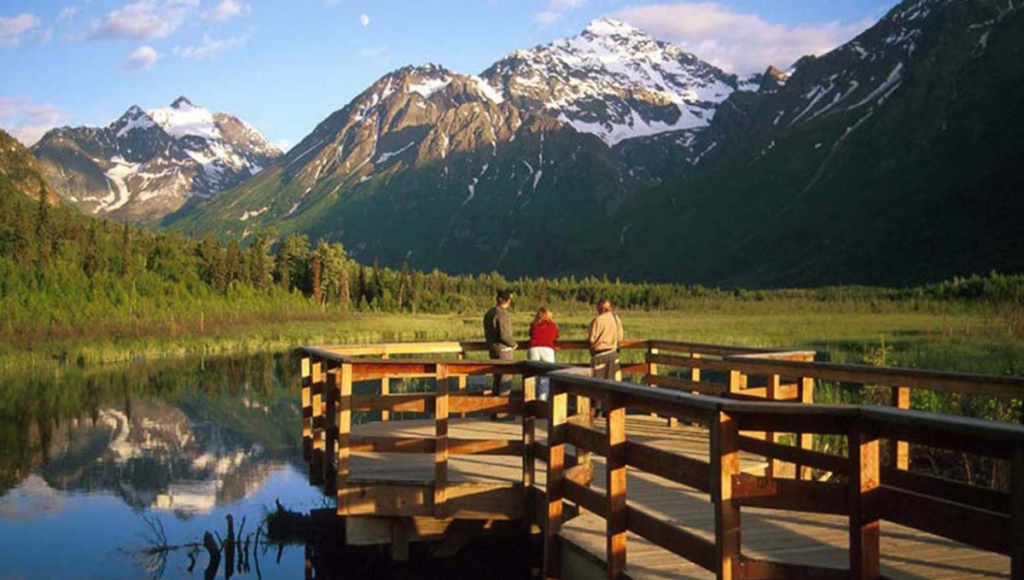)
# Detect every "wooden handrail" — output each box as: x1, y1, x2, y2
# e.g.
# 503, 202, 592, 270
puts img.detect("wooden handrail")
299, 340, 1024, 580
